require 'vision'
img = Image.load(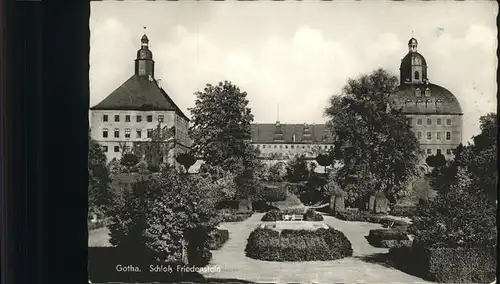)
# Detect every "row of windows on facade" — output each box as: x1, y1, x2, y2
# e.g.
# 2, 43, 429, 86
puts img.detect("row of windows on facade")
255, 144, 334, 150
416, 131, 452, 141
102, 128, 154, 138
102, 145, 131, 153
427, 148, 453, 156
102, 114, 165, 123
414, 87, 431, 97
405, 99, 444, 108
407, 117, 452, 126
